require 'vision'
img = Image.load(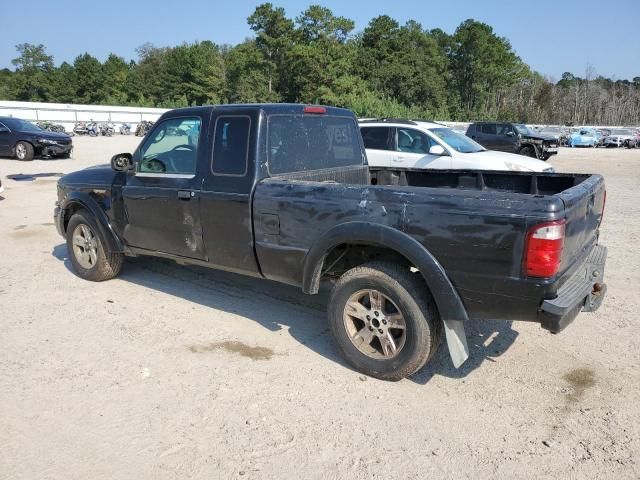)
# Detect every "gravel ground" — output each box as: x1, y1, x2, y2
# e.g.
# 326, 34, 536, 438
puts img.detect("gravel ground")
1, 137, 639, 479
